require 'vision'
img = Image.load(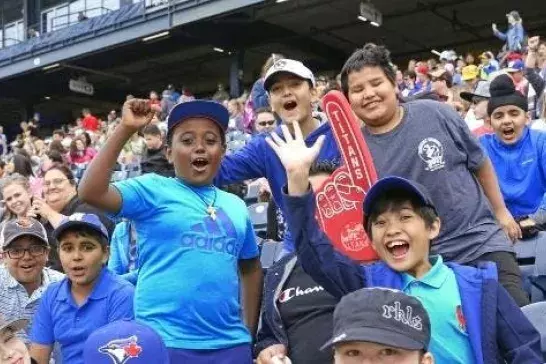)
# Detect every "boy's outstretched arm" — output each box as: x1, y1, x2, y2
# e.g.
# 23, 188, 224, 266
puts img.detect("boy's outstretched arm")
79, 100, 155, 213
266, 122, 365, 299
